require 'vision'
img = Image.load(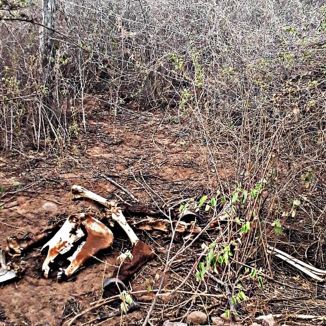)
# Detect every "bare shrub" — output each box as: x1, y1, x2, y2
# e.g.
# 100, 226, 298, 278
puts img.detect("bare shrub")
0, 0, 325, 320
